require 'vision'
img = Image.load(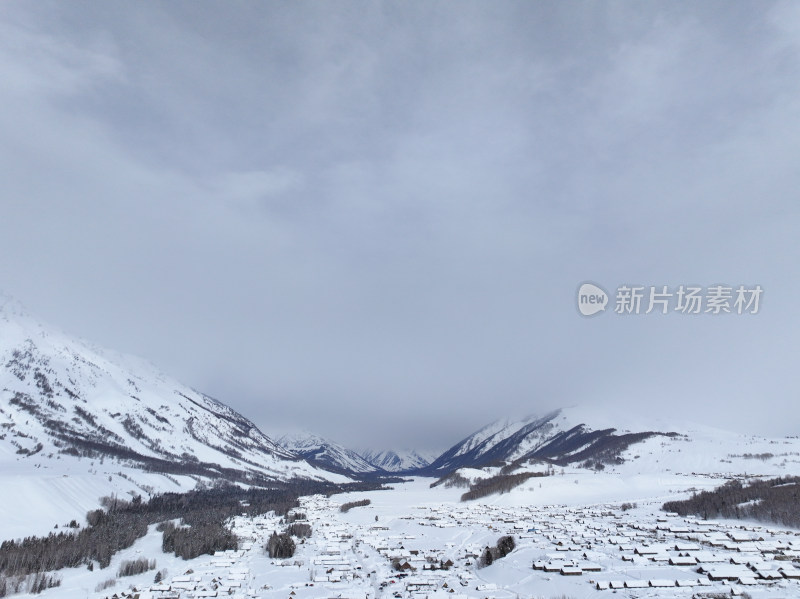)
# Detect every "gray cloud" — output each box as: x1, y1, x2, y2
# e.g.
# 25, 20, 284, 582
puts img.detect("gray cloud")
1, 1, 799, 451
